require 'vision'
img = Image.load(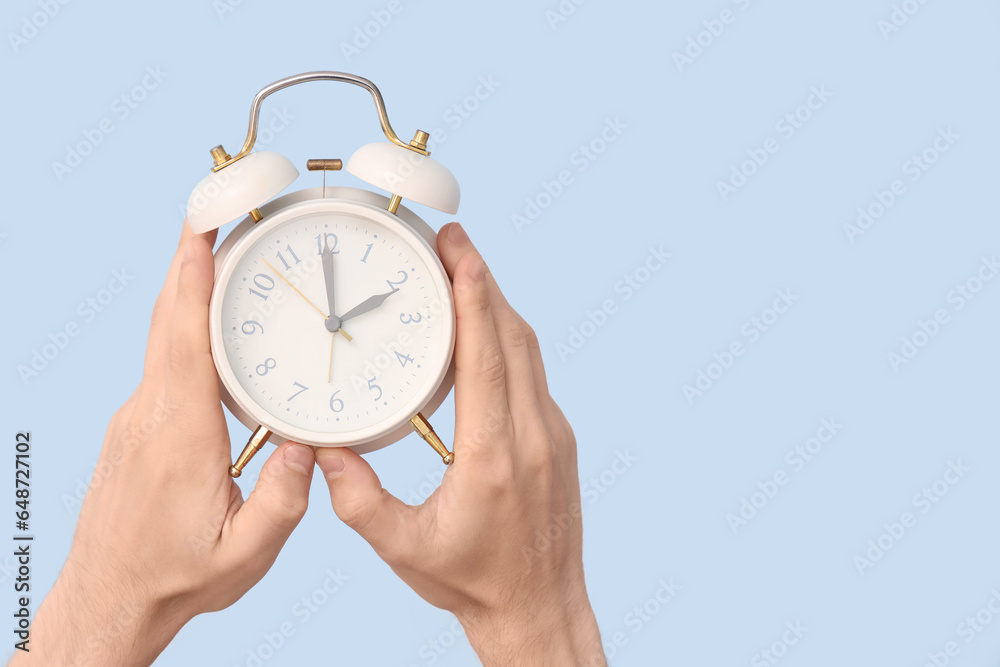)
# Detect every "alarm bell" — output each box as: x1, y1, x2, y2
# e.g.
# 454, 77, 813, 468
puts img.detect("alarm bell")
187, 150, 298, 234
185, 71, 460, 232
